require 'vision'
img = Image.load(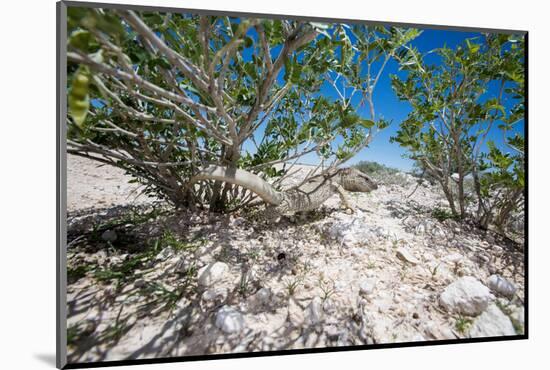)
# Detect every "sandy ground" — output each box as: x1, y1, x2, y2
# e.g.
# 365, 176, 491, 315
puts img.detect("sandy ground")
65, 155, 525, 364
68, 154, 154, 212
